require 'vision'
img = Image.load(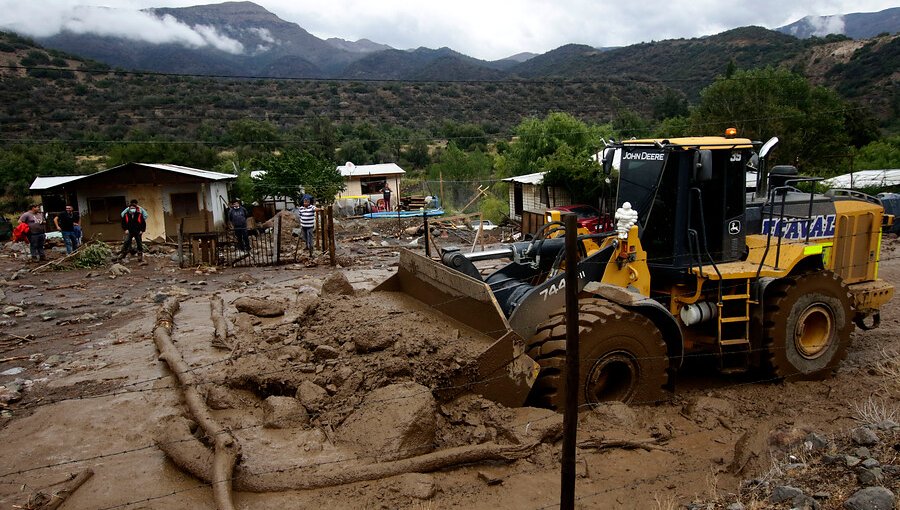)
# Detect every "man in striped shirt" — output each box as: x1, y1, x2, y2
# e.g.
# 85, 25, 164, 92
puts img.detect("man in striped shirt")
295, 196, 316, 257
